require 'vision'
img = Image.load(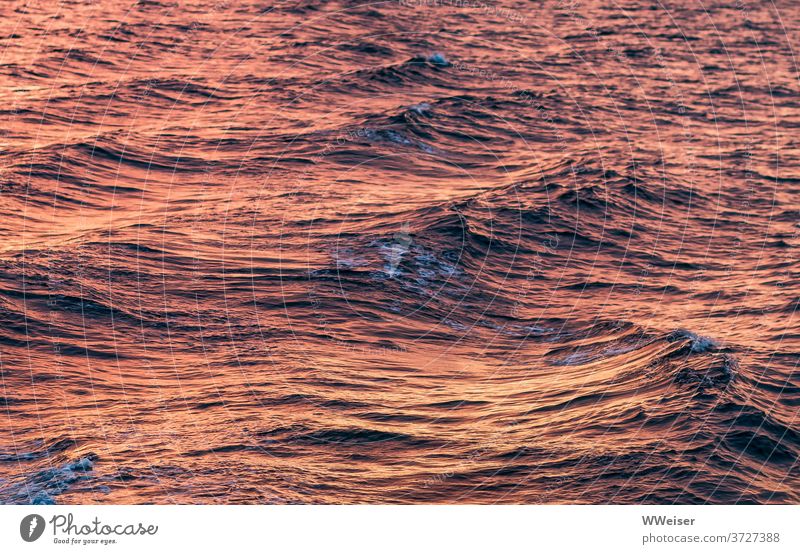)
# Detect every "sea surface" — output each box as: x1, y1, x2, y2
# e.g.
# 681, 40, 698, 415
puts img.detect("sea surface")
1, 0, 799, 504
